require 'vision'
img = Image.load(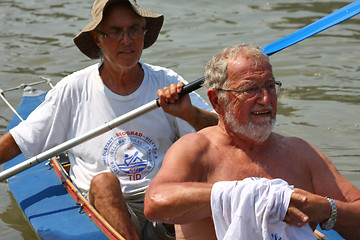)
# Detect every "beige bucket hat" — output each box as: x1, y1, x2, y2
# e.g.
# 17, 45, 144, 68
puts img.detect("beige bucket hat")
74, 0, 164, 59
